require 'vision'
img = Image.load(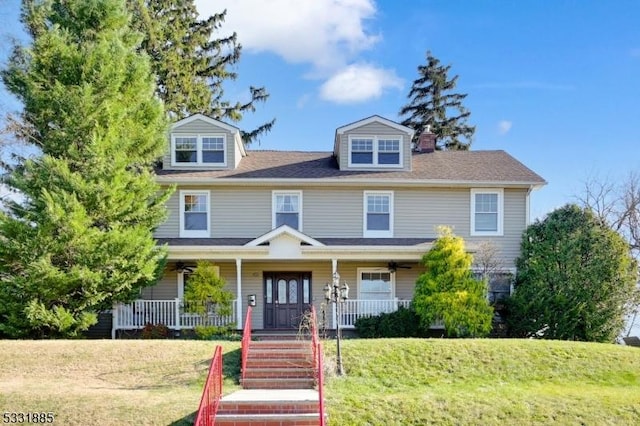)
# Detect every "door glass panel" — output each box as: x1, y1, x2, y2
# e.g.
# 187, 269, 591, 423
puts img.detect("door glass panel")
289, 279, 298, 304
303, 278, 310, 303
266, 278, 272, 303
278, 279, 287, 304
